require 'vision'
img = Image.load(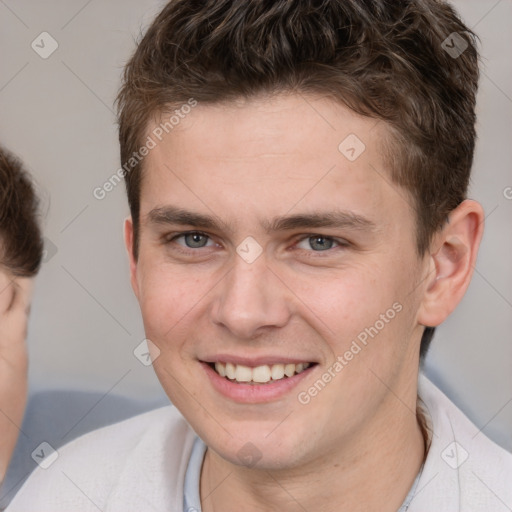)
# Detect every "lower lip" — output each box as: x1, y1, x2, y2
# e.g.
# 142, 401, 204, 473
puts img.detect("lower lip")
201, 362, 315, 403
